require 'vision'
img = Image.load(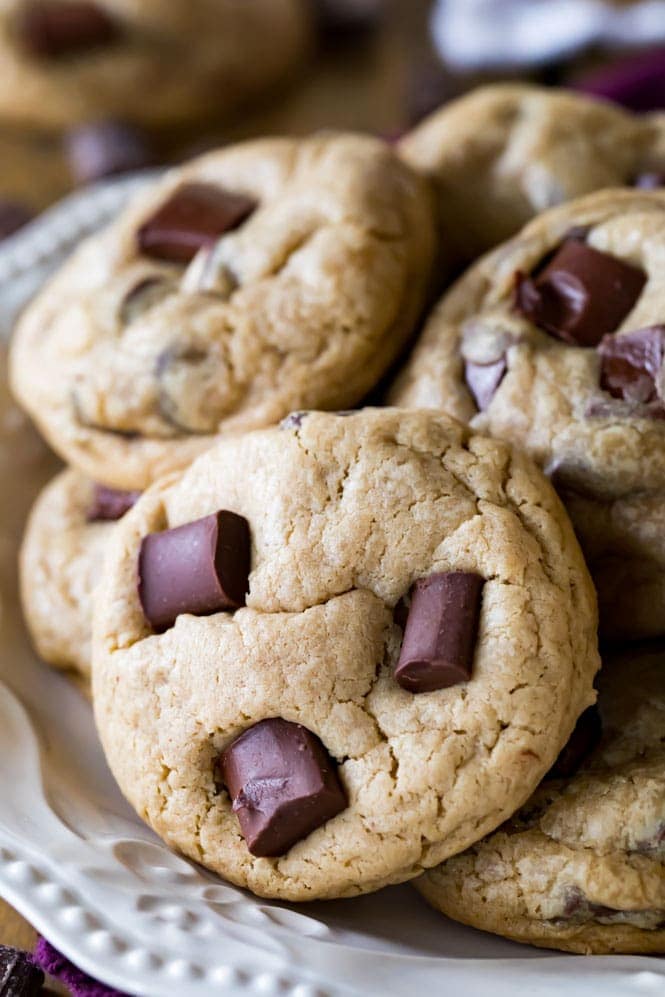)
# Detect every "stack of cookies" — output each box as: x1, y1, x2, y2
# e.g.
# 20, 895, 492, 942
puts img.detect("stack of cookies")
10, 84, 664, 955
